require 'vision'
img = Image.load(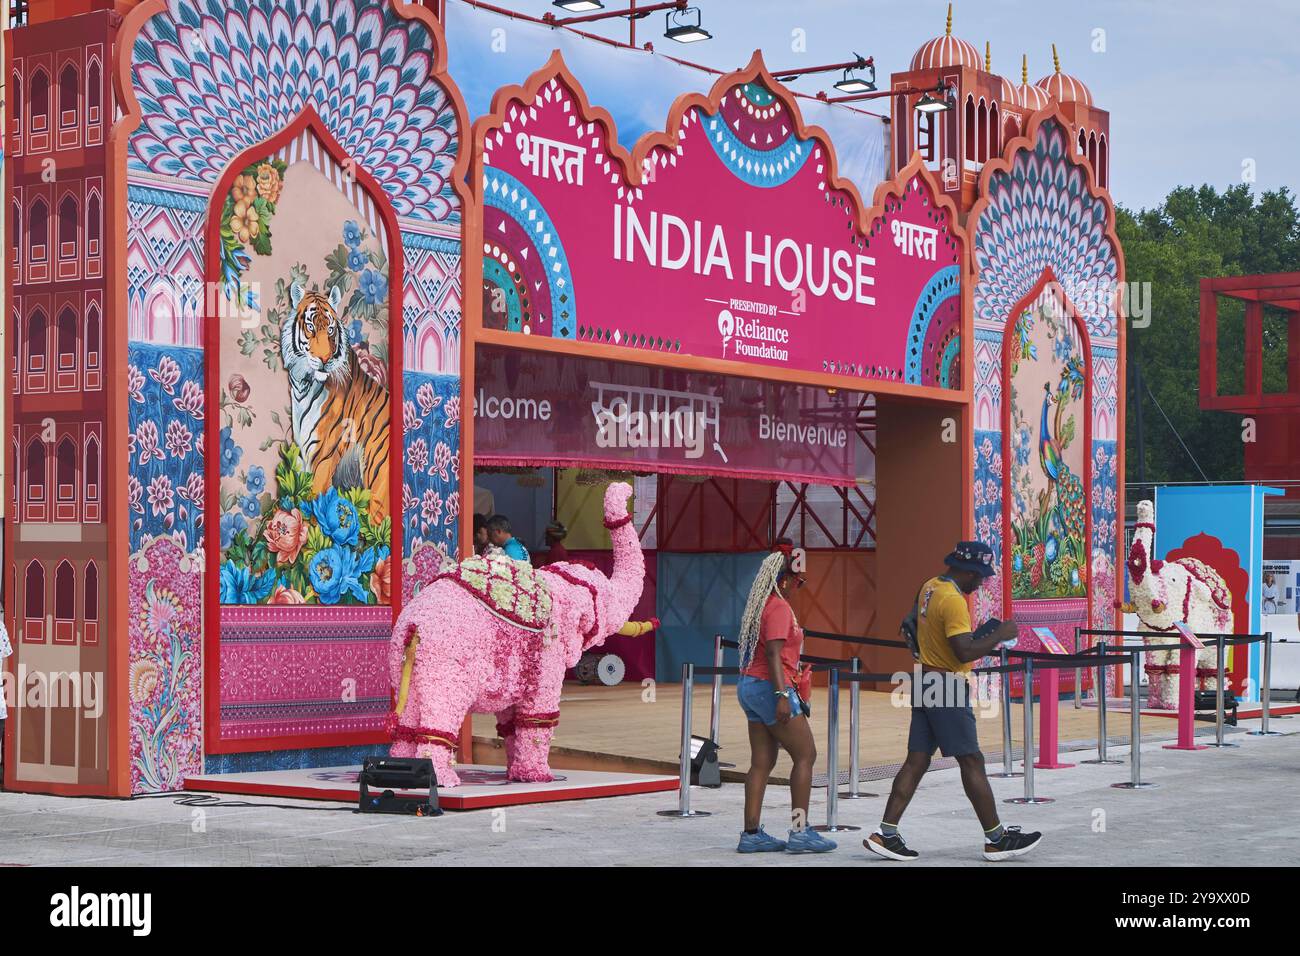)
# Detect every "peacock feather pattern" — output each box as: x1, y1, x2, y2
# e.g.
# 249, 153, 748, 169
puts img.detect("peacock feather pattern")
128, 0, 461, 224
972, 120, 1118, 343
